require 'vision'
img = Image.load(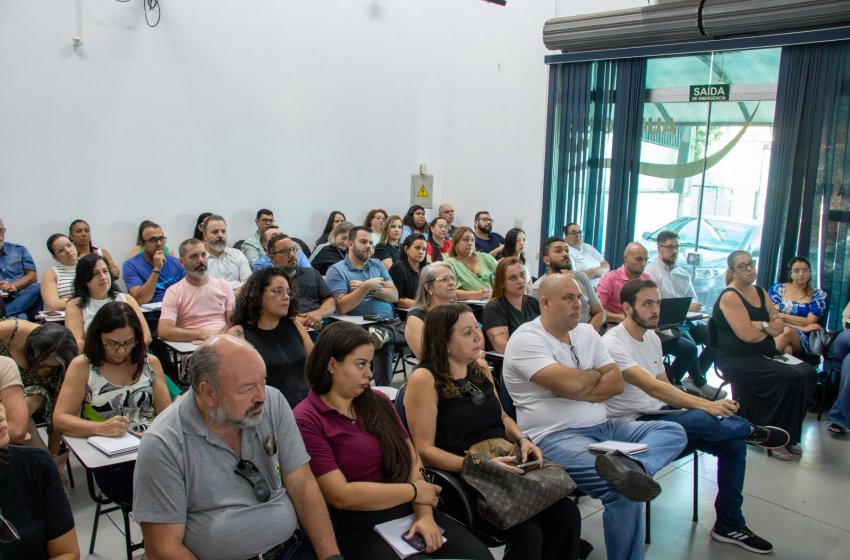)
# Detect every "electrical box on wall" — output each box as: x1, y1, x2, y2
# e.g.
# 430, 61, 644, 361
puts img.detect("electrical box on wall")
410, 164, 434, 209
